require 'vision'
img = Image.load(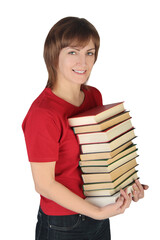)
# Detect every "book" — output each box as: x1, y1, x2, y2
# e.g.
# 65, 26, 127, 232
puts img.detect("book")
80, 150, 138, 173
82, 158, 138, 183
85, 193, 120, 206
83, 168, 137, 191
73, 111, 131, 134
84, 173, 138, 196
80, 141, 134, 161
77, 119, 133, 144
81, 129, 136, 154
68, 102, 125, 127
85, 185, 133, 207
68, 102, 140, 207
80, 144, 137, 164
